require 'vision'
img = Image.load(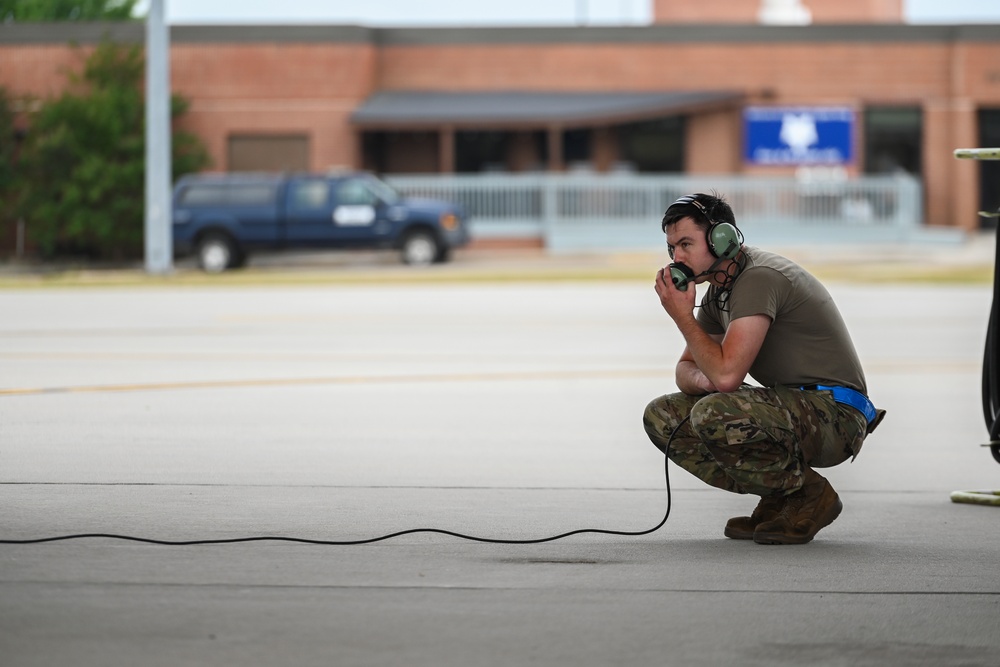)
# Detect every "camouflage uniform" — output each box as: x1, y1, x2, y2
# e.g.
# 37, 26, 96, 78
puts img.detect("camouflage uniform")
643, 385, 868, 497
